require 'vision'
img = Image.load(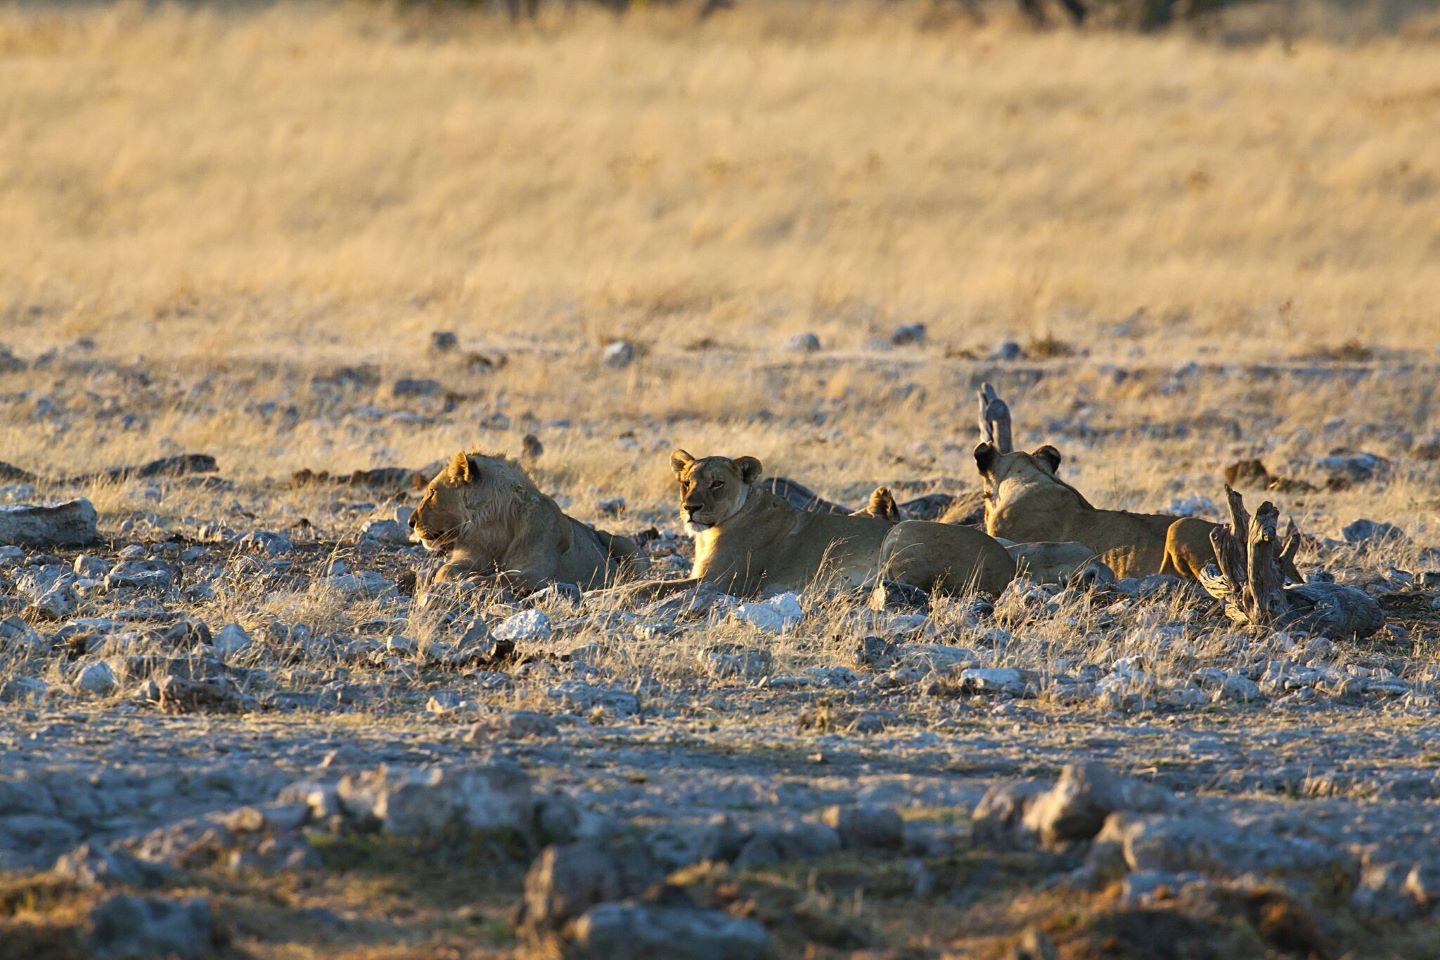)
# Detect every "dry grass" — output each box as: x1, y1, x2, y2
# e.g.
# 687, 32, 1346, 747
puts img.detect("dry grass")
3, 0, 1440, 363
